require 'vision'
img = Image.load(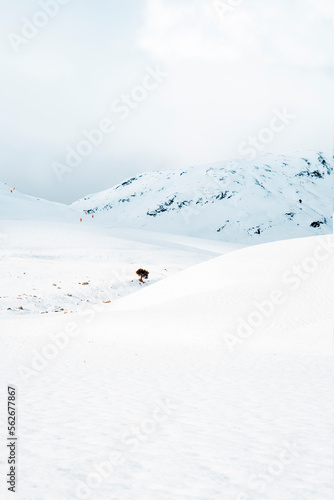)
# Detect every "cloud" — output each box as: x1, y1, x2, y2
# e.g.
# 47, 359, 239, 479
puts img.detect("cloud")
138, 0, 248, 61
138, 0, 333, 70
